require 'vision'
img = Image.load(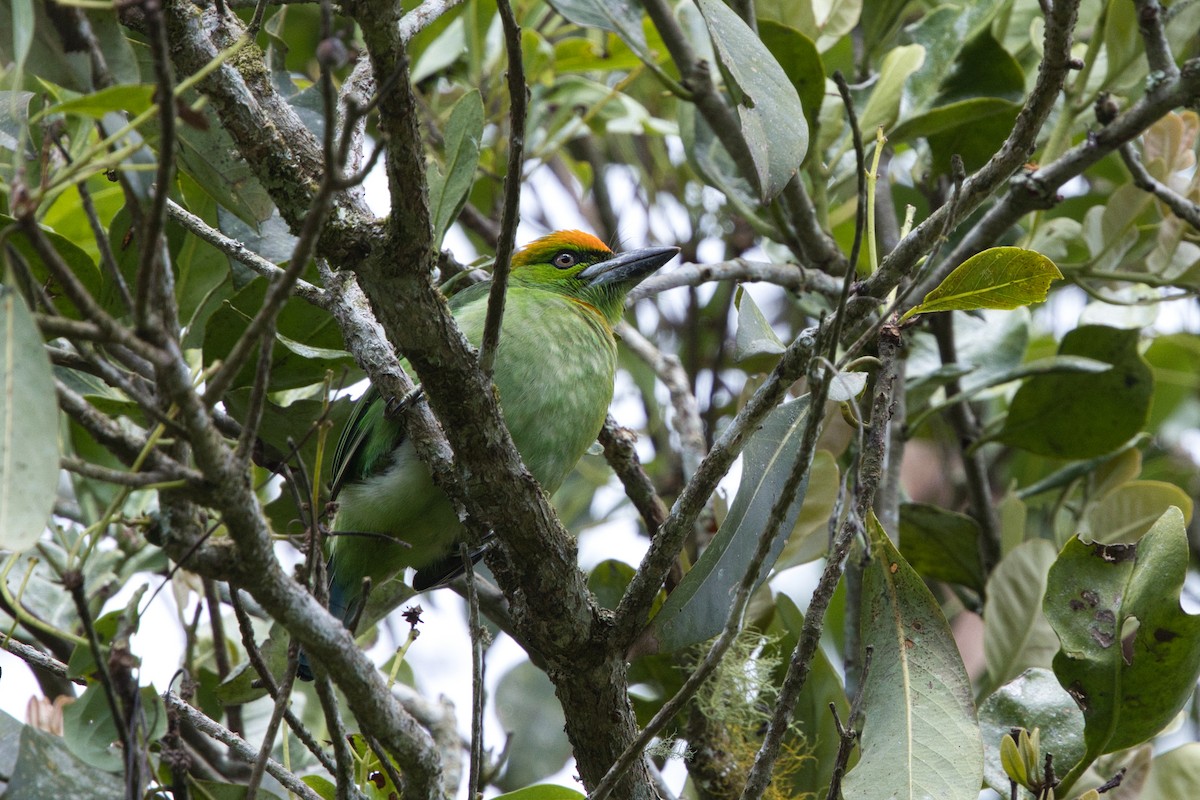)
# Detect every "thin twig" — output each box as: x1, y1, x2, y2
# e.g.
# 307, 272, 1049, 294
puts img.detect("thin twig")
824, 646, 874, 800
463, 544, 486, 799
163, 691, 326, 800
478, 0, 526, 375
228, 591, 338, 774
740, 333, 901, 800
165, 200, 326, 306
1119, 142, 1200, 229
736, 72, 871, 800
616, 323, 706, 479
593, 327, 838, 800
1132, 0, 1178, 79
135, 0, 178, 336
